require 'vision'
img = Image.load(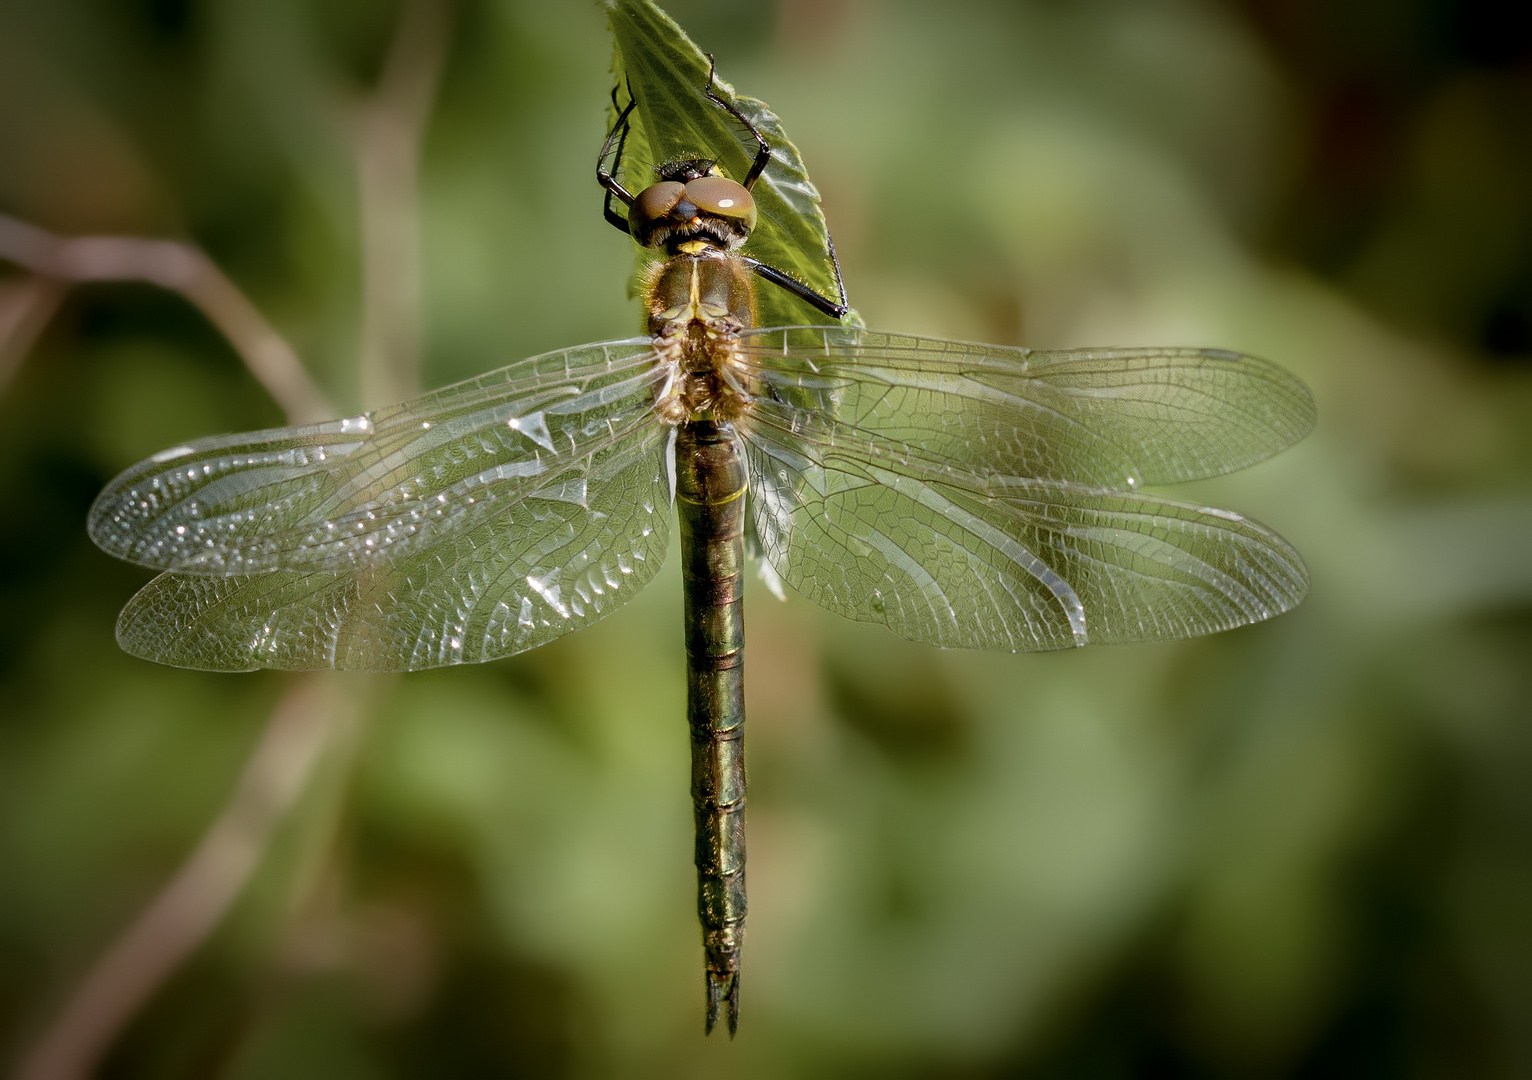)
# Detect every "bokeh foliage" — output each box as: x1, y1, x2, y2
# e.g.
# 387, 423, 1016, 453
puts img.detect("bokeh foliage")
1, 0, 1530, 1077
